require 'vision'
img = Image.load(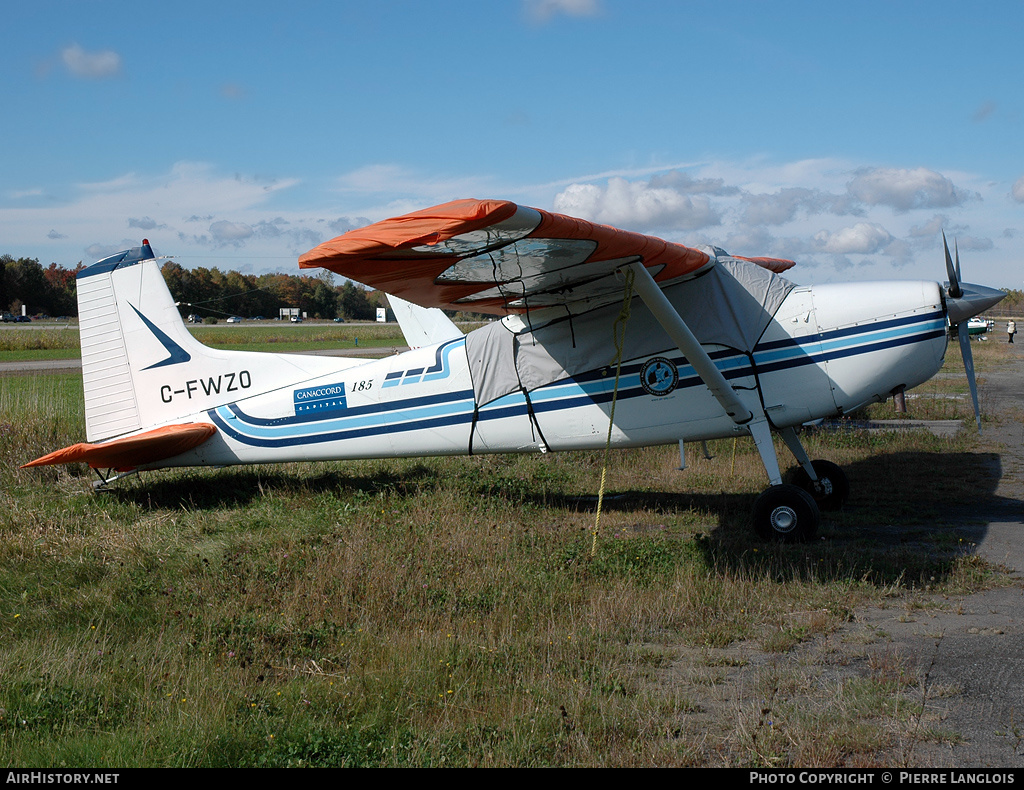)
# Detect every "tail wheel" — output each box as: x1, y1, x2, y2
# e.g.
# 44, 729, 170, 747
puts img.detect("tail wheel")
788, 460, 849, 511
753, 484, 820, 543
